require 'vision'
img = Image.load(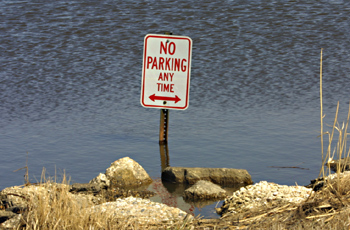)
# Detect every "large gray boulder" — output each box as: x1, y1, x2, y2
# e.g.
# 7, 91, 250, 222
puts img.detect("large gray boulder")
183, 180, 227, 201
104, 157, 152, 187
162, 167, 253, 186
